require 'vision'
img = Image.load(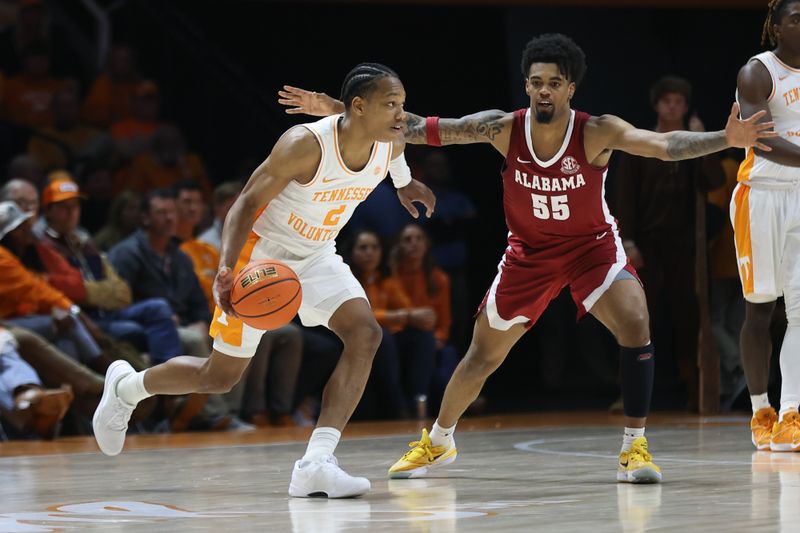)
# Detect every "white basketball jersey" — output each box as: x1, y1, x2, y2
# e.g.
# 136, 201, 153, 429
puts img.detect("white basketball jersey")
252, 114, 393, 256
737, 51, 800, 184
